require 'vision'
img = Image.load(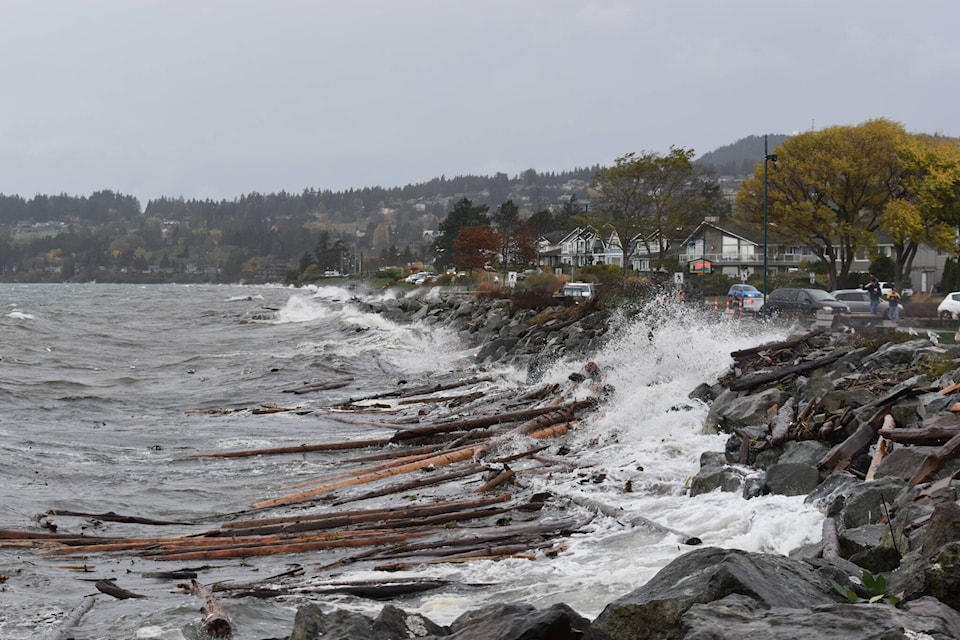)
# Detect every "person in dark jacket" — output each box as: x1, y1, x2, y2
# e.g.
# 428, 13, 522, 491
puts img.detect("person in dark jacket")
865, 276, 882, 315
